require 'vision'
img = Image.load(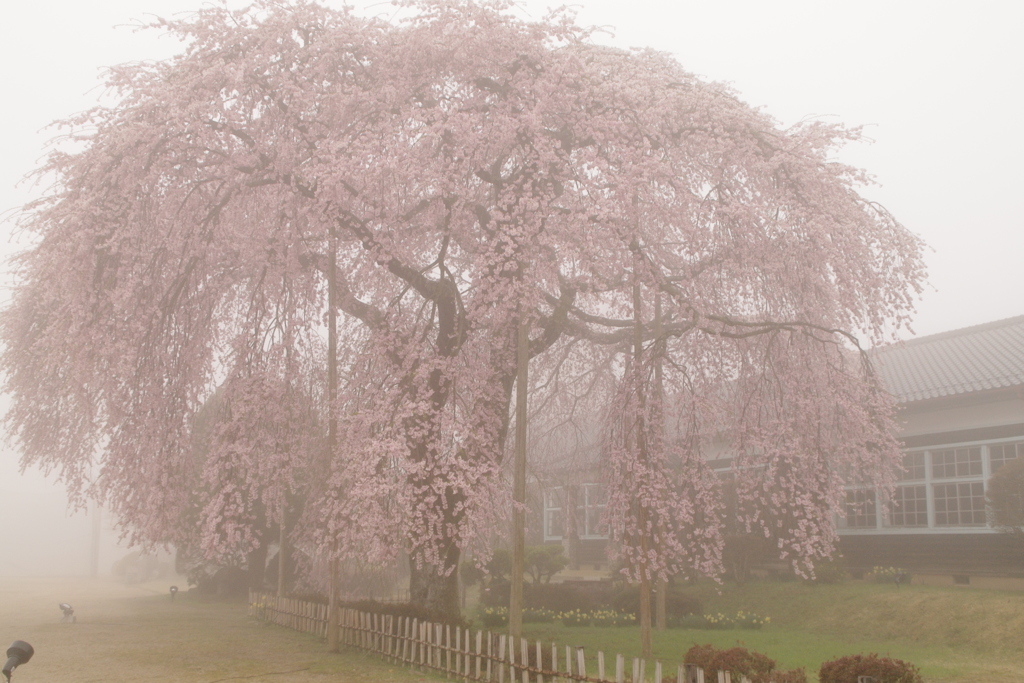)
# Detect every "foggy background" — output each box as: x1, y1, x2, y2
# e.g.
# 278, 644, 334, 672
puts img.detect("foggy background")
1, 0, 1020, 577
